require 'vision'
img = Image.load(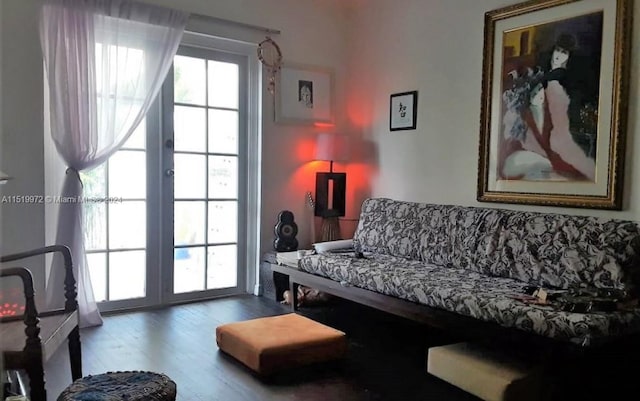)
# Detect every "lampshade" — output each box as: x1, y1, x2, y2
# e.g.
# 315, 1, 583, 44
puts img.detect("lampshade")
315, 133, 349, 162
